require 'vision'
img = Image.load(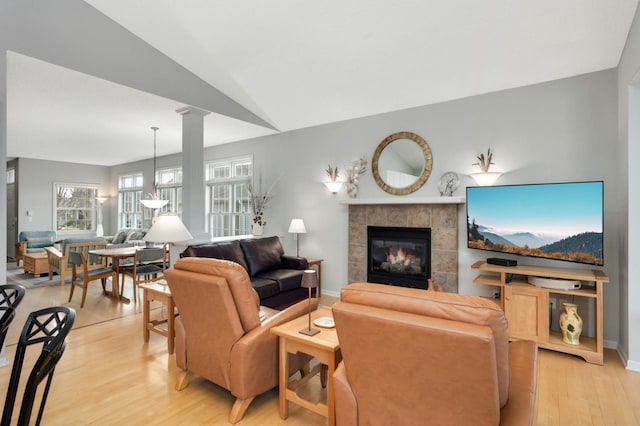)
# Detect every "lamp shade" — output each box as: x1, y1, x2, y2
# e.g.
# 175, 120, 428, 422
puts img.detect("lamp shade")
288, 218, 307, 234
300, 269, 318, 289
324, 181, 343, 194
143, 213, 193, 243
